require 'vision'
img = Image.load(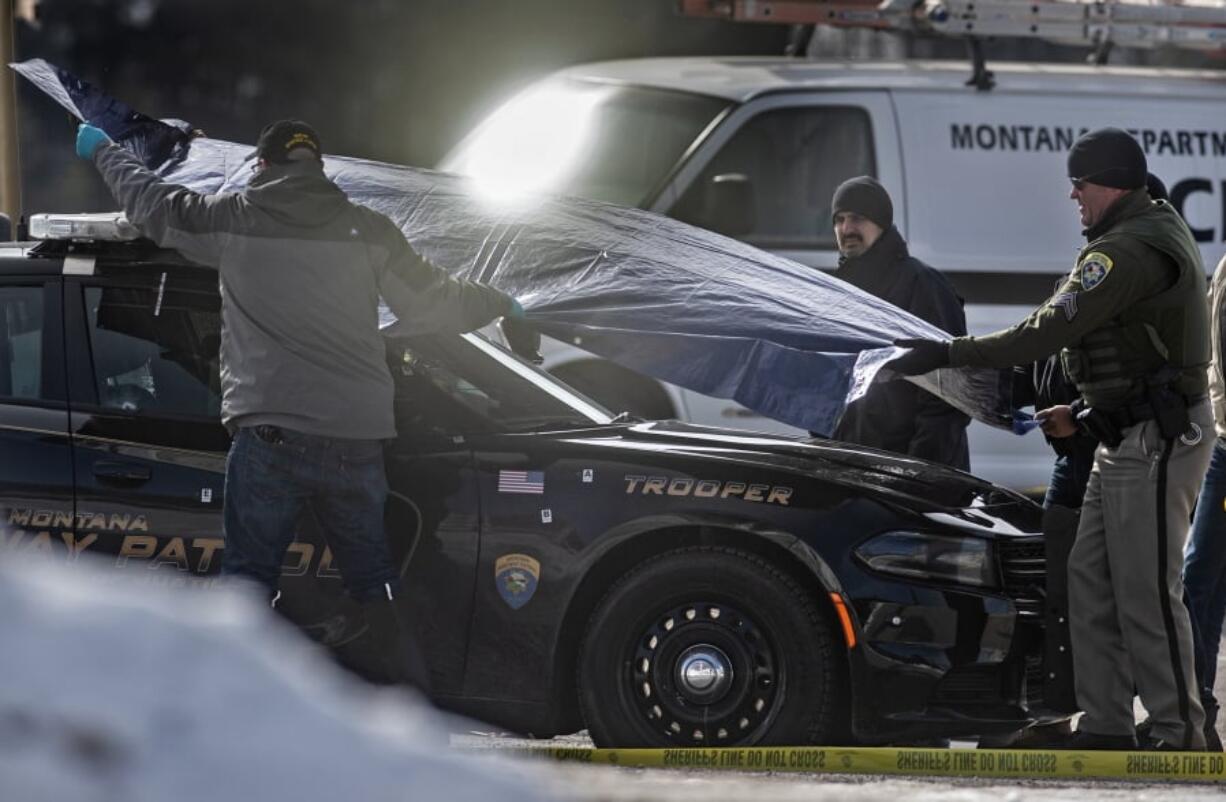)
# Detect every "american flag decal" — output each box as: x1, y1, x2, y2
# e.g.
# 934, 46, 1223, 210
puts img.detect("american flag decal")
498, 470, 545, 494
